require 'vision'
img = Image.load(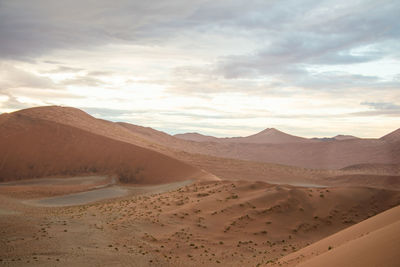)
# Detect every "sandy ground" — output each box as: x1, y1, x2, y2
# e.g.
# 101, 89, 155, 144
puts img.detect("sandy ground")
0, 178, 399, 266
